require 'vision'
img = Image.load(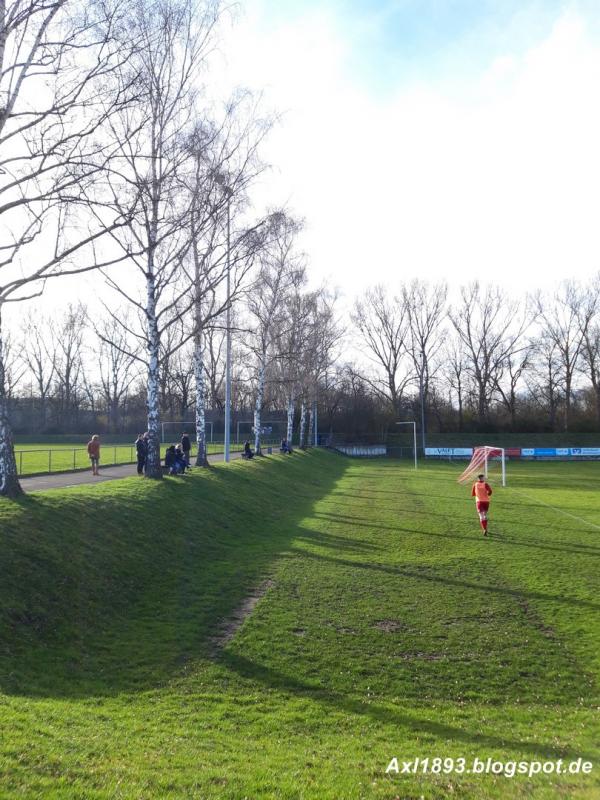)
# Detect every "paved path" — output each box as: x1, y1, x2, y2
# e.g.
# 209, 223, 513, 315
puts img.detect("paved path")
20, 451, 242, 492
